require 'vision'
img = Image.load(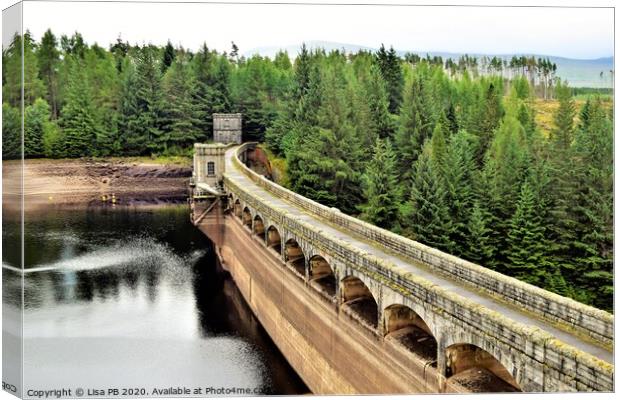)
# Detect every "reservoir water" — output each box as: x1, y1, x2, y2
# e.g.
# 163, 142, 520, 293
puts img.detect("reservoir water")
2, 204, 307, 396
